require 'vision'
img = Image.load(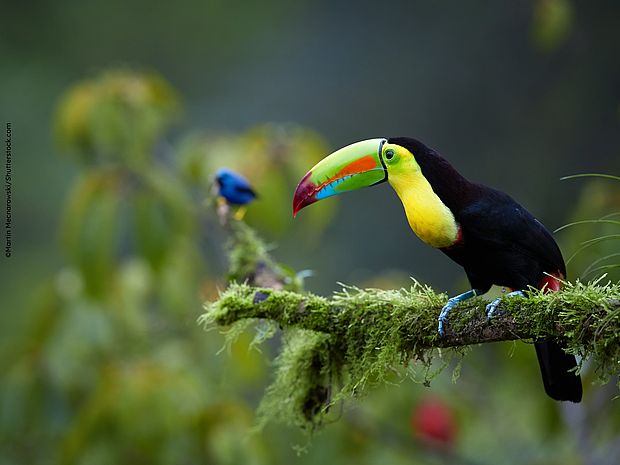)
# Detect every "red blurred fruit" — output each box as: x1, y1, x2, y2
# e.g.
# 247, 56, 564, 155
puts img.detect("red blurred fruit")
411, 397, 457, 448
